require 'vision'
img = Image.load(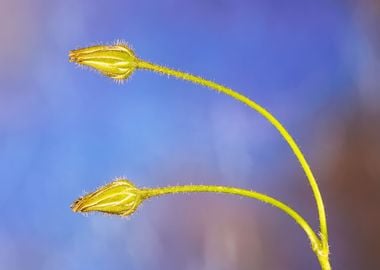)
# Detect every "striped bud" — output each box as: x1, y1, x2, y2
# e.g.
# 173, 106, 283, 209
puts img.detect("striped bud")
71, 179, 143, 216
69, 42, 137, 81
